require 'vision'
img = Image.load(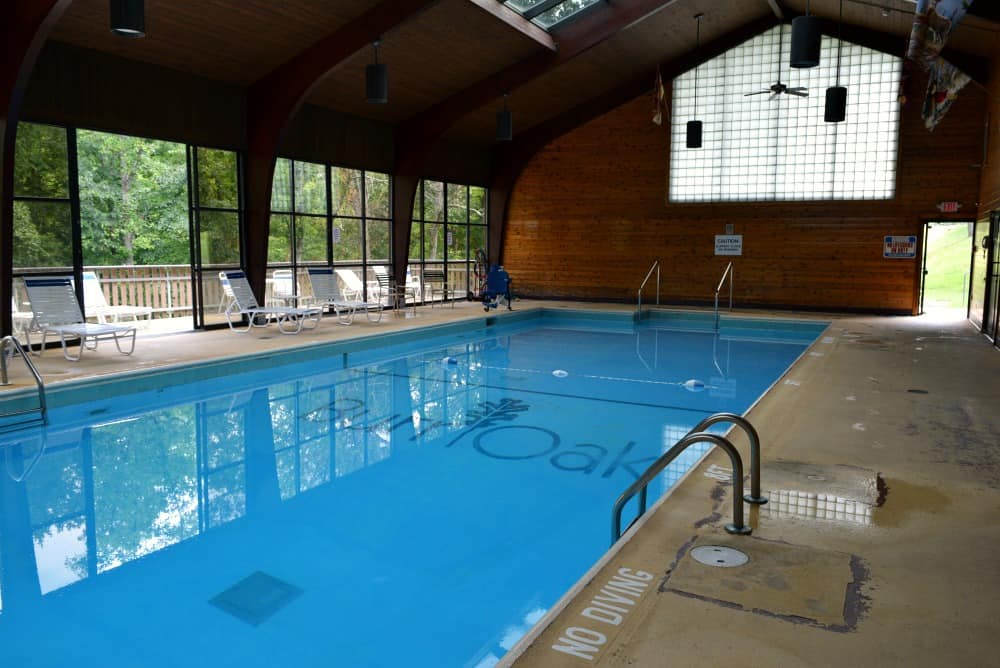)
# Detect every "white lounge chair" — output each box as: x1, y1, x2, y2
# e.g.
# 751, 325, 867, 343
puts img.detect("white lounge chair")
218, 271, 238, 313
222, 270, 321, 334
81, 271, 152, 324
334, 268, 365, 301
23, 276, 136, 361
306, 267, 383, 324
